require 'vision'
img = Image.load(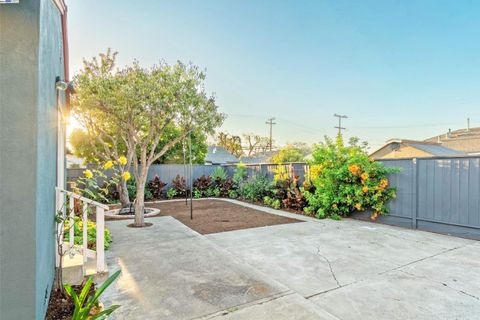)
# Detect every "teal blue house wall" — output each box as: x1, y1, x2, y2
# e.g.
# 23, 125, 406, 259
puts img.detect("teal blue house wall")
0, 0, 67, 318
